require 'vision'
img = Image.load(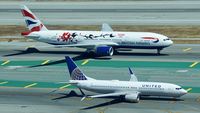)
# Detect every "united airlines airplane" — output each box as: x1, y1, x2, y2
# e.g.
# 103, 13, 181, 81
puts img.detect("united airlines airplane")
65, 56, 187, 102
21, 5, 173, 56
